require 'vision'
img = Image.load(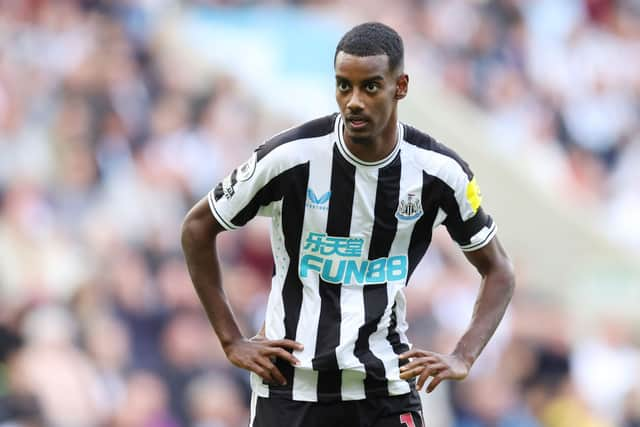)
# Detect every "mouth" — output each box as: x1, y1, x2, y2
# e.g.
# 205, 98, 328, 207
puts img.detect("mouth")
346, 116, 370, 131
